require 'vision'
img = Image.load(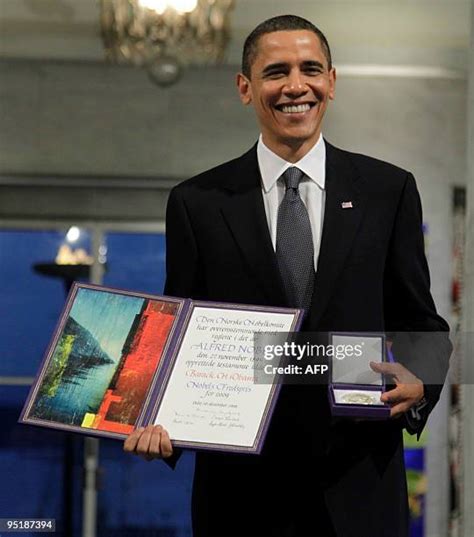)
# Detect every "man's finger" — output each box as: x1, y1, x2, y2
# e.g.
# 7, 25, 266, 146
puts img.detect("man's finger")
123, 424, 173, 461
148, 426, 163, 457
380, 386, 404, 404
123, 427, 145, 453
160, 429, 173, 459
370, 361, 403, 375
370, 361, 391, 372
135, 425, 154, 457
389, 402, 411, 418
